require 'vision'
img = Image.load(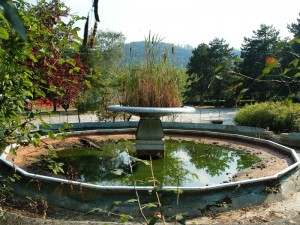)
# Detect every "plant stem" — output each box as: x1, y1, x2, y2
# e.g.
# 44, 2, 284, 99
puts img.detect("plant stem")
149, 155, 166, 224
175, 176, 181, 225
126, 149, 147, 222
